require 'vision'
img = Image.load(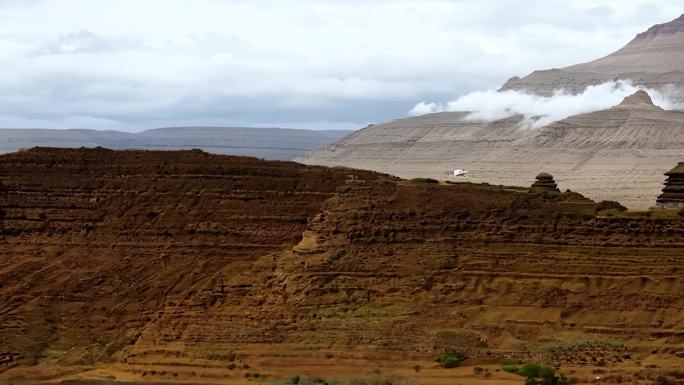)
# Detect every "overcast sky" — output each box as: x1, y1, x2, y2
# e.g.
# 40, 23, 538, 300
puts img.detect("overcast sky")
0, 0, 681, 131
